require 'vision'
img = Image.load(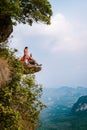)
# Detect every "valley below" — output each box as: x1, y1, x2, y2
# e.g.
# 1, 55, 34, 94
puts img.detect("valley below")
36, 87, 87, 130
